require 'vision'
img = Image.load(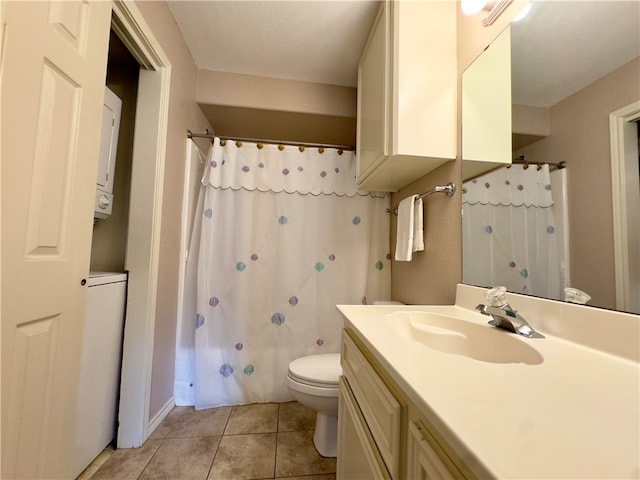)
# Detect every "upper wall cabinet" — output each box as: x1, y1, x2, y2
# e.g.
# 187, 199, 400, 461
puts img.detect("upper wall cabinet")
461, 27, 512, 181
356, 0, 457, 192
